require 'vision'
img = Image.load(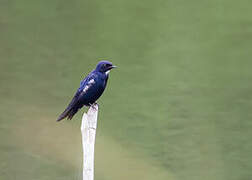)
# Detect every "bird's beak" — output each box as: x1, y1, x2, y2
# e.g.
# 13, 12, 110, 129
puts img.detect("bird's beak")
108, 65, 117, 70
